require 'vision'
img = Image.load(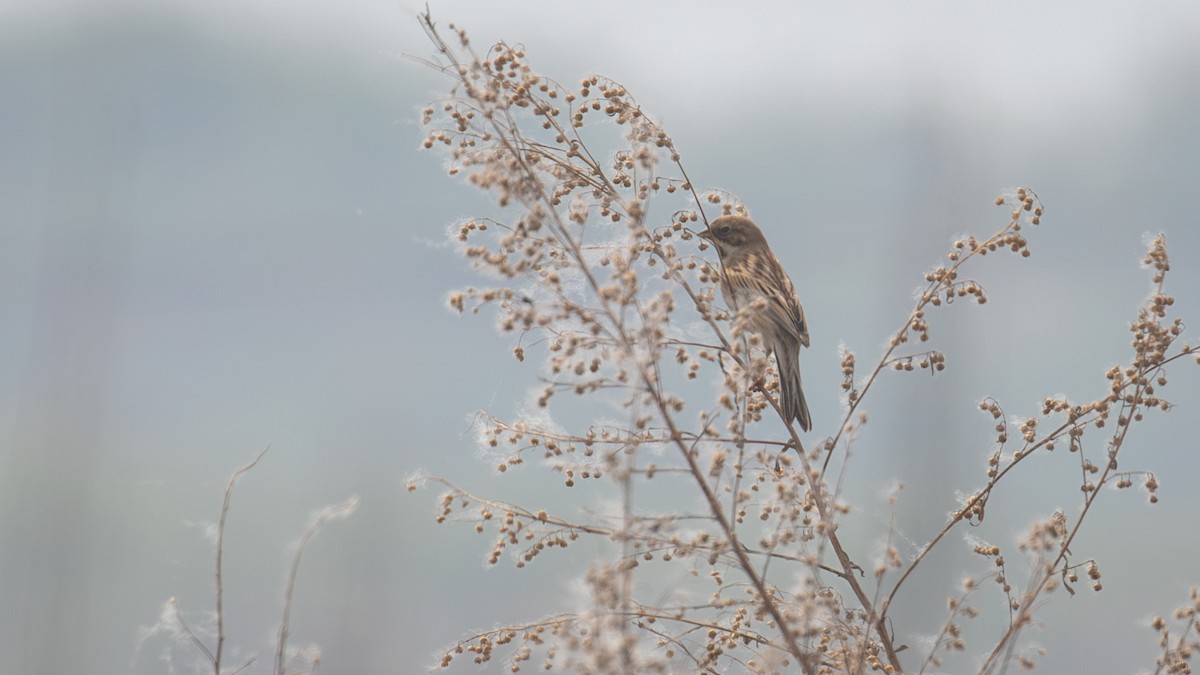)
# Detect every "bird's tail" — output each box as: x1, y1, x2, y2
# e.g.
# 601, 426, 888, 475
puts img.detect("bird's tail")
775, 341, 811, 432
